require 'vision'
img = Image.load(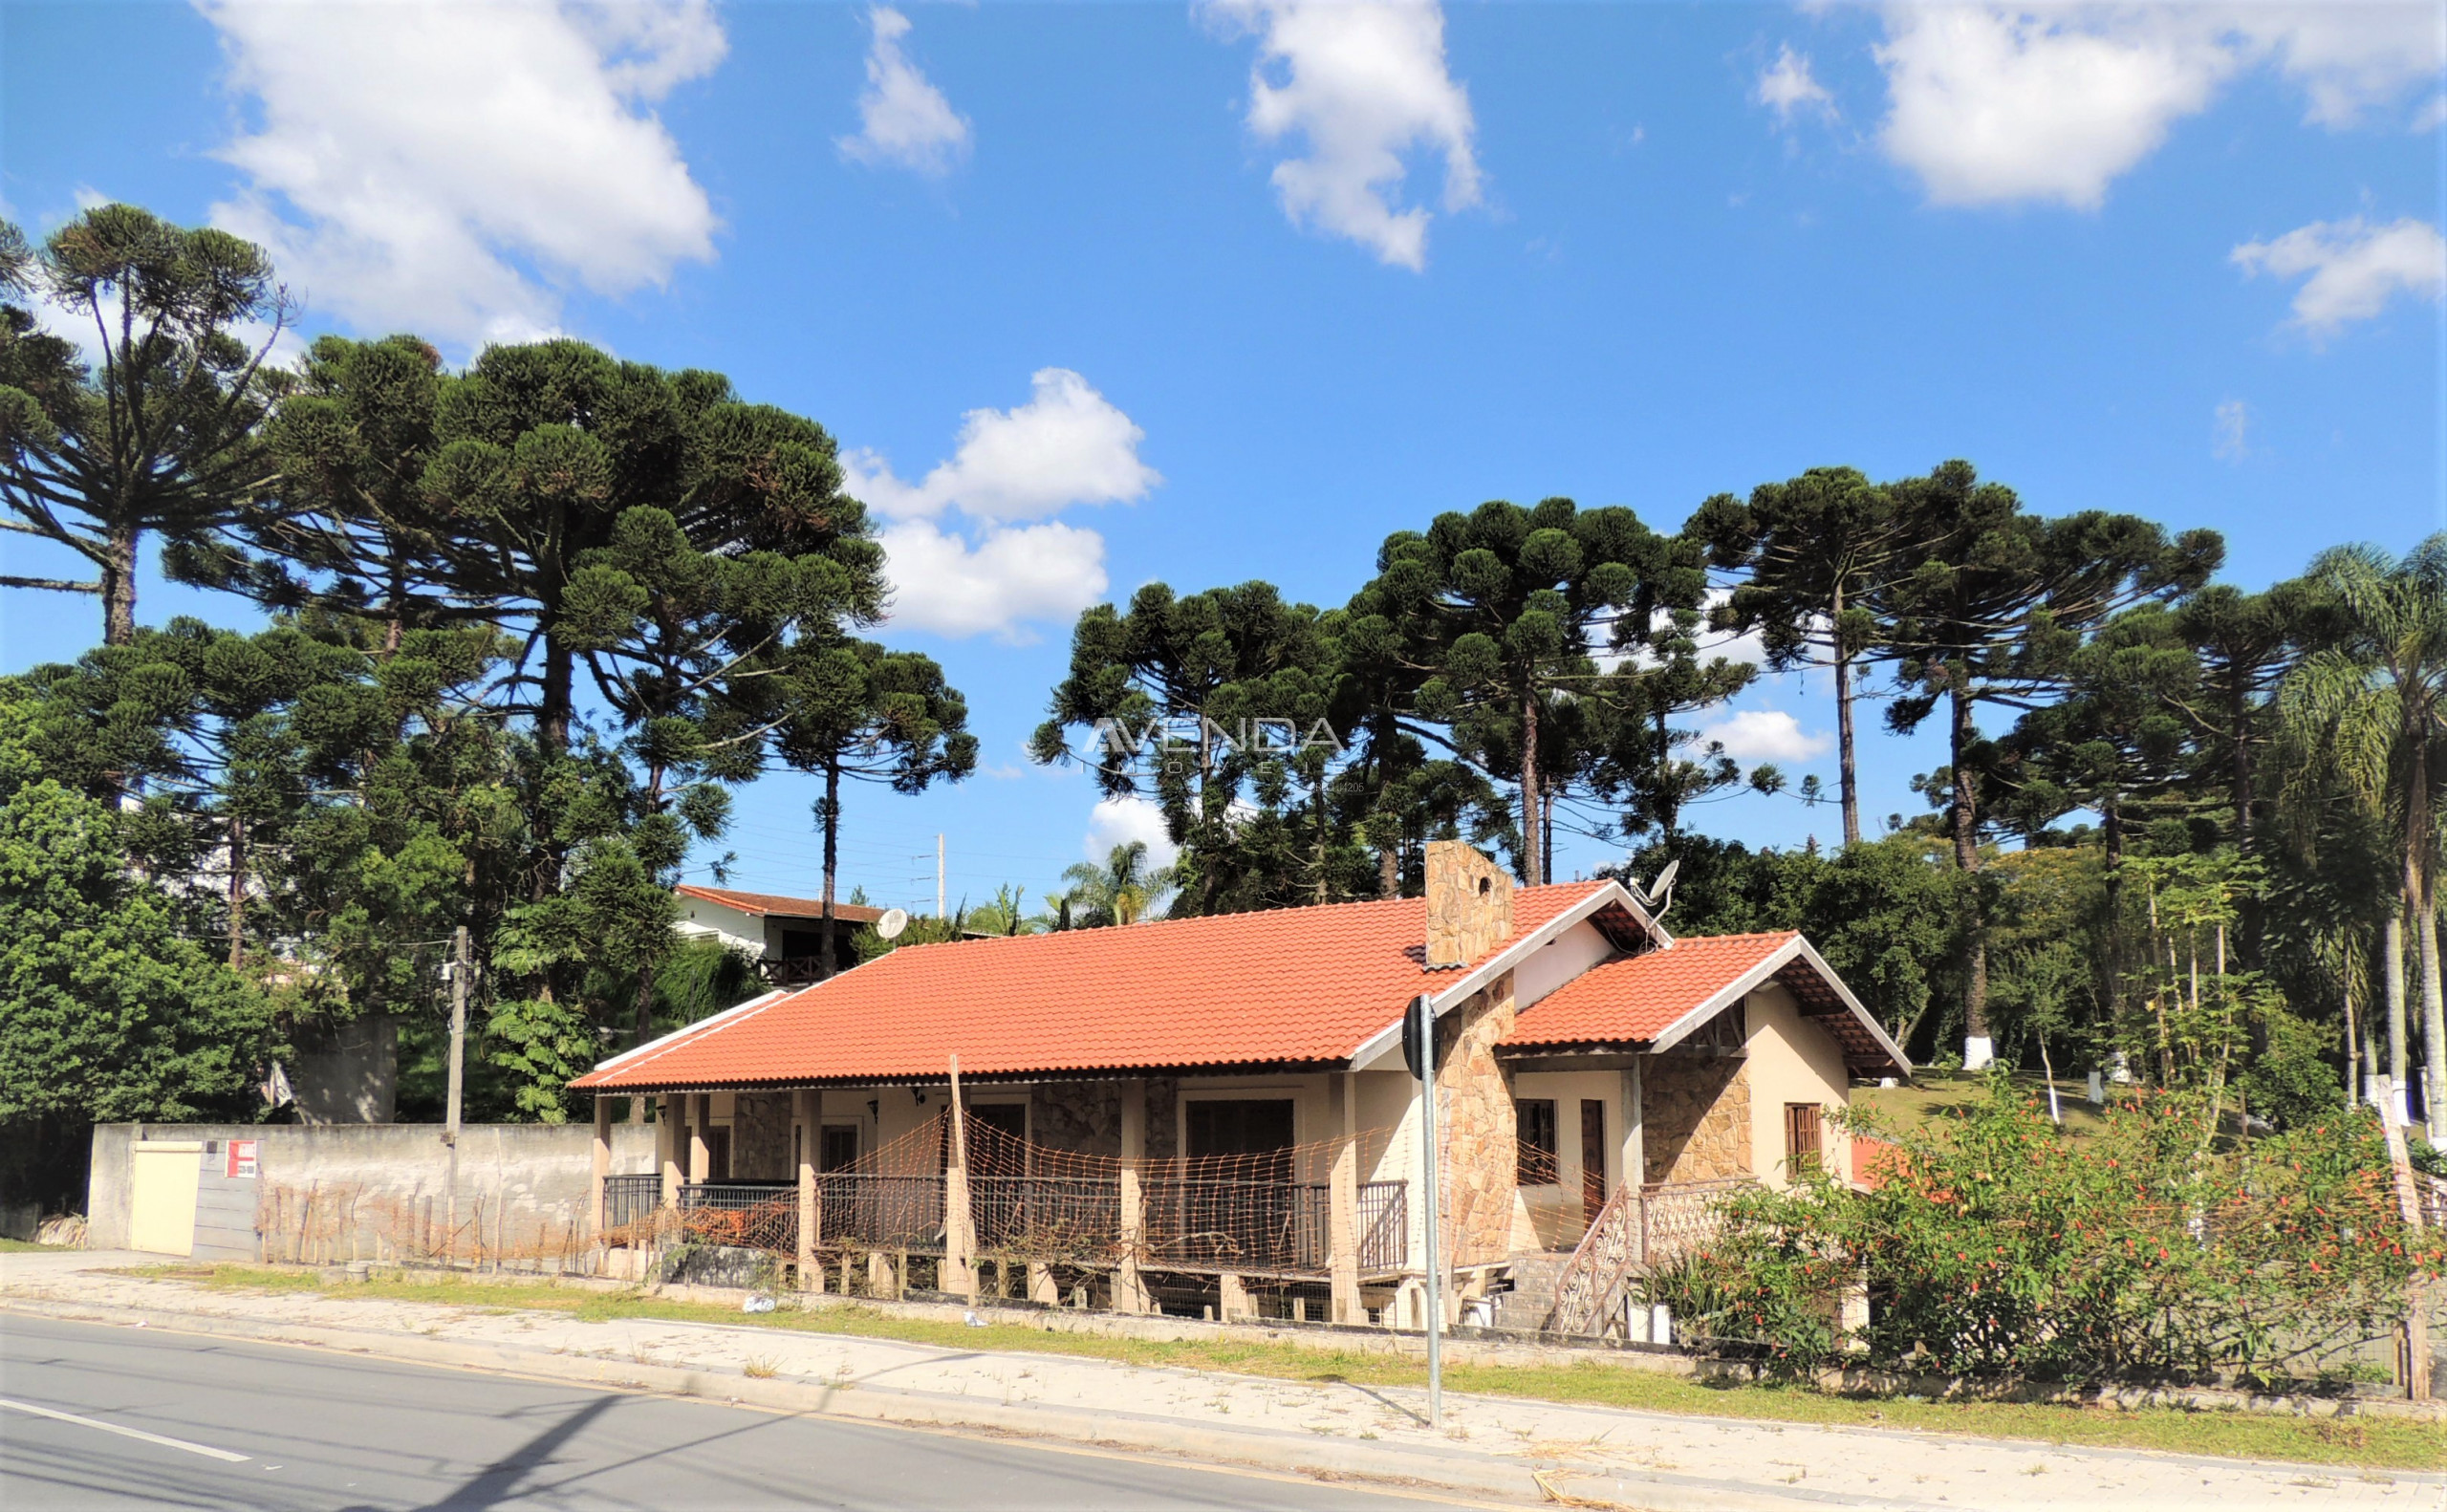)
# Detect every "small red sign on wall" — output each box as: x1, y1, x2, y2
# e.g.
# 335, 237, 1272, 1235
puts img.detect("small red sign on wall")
226, 1139, 259, 1179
